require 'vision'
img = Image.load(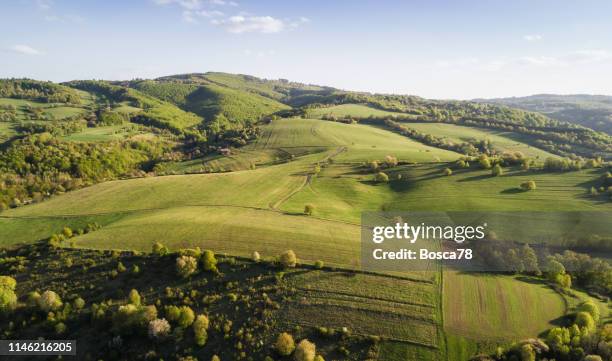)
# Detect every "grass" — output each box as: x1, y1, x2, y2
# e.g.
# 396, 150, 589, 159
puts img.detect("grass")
252, 118, 462, 163
443, 271, 566, 340
307, 104, 404, 118
0, 122, 16, 142
401, 122, 558, 159
61, 124, 142, 142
